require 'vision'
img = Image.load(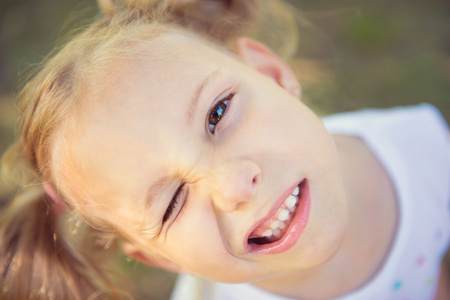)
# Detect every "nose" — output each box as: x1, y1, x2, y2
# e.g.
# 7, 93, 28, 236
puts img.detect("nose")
210, 160, 261, 213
